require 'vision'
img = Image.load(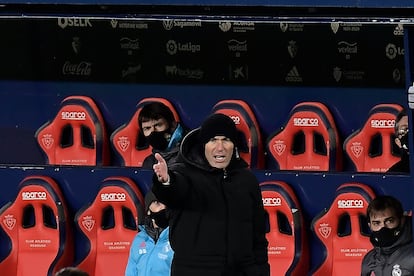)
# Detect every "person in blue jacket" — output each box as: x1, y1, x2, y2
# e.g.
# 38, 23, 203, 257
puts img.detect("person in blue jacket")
125, 191, 173, 276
